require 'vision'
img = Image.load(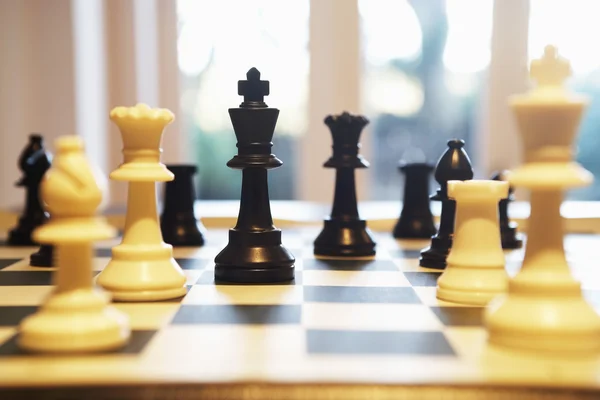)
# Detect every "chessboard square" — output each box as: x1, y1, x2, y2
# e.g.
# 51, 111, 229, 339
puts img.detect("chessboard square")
175, 258, 209, 270
583, 290, 600, 310
196, 271, 303, 285
0, 286, 53, 306
413, 287, 477, 307
184, 284, 303, 305
145, 325, 305, 365
403, 272, 442, 287
0, 328, 15, 346
0, 306, 37, 326
302, 270, 410, 287
1, 259, 34, 271
307, 330, 455, 356
183, 270, 203, 286
303, 258, 397, 272
302, 303, 442, 331
112, 303, 182, 329
392, 258, 423, 272
443, 327, 487, 361
0, 330, 157, 357
0, 259, 23, 270
303, 286, 420, 304
171, 305, 302, 325
92, 258, 109, 271
430, 306, 484, 327
0, 271, 53, 286
94, 248, 112, 258
388, 248, 422, 259
173, 246, 221, 260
